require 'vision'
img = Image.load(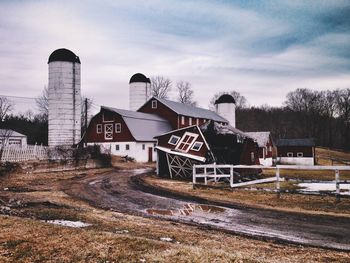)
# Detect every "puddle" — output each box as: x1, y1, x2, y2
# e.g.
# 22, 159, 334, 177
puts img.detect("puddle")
298, 182, 350, 195
146, 204, 225, 217
44, 220, 91, 228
